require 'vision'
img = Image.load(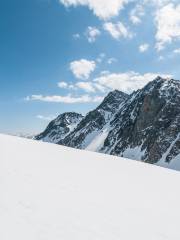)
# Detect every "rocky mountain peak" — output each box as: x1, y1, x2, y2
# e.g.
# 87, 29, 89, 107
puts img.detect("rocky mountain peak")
106, 89, 128, 99
97, 89, 129, 113
35, 112, 83, 143
143, 76, 180, 97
